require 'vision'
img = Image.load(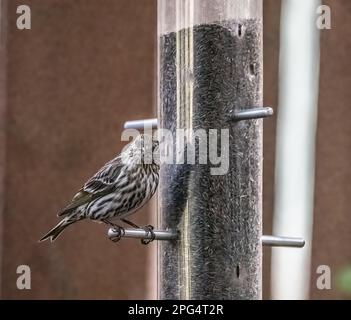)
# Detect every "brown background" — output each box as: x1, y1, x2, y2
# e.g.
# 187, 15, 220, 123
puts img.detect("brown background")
311, 0, 351, 300
0, 0, 350, 299
0, 0, 157, 299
